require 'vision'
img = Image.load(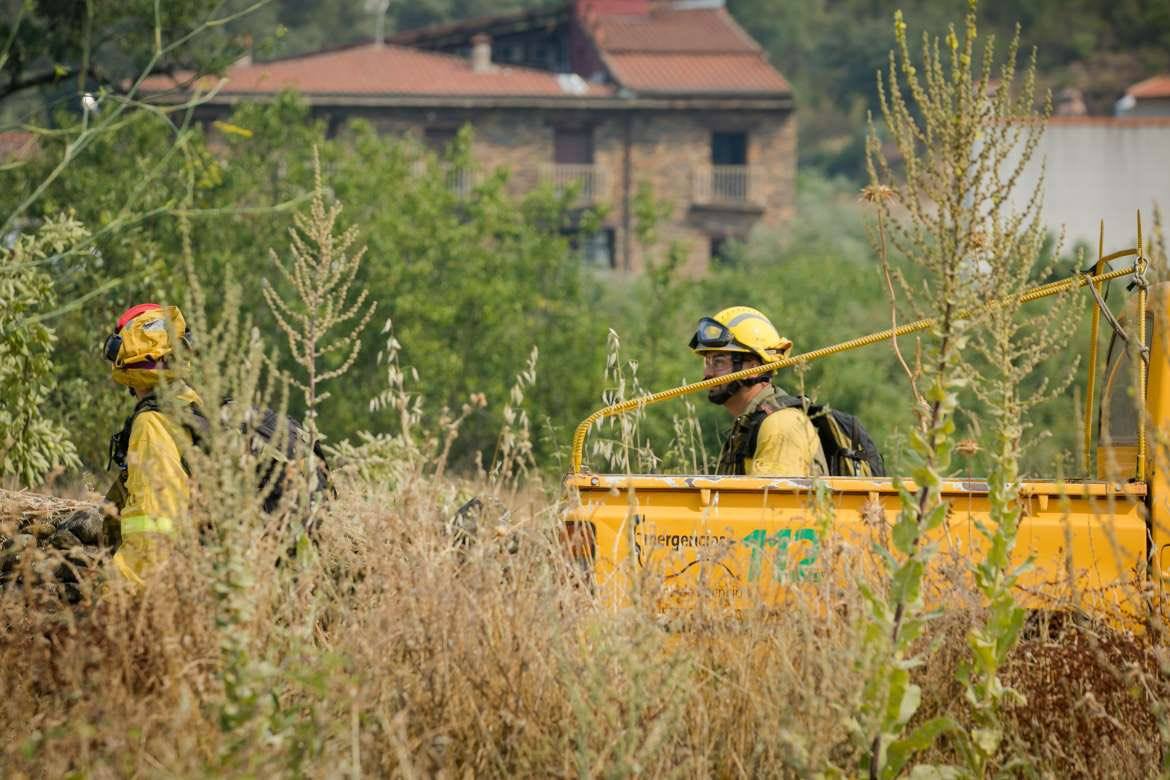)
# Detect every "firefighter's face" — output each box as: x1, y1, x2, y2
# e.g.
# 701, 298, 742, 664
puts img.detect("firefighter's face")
702, 352, 734, 379
702, 351, 759, 380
